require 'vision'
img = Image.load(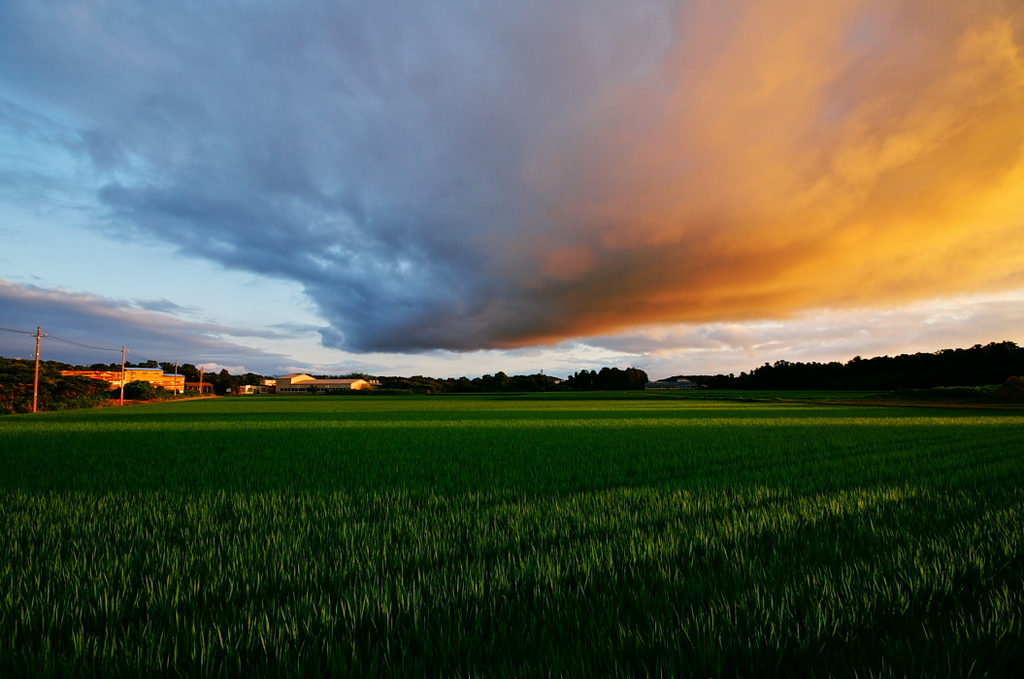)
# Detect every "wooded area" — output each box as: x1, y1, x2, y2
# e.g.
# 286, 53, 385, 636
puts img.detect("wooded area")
3, 341, 1023, 413
691, 341, 1024, 390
